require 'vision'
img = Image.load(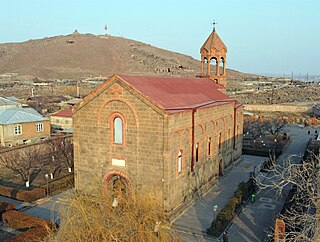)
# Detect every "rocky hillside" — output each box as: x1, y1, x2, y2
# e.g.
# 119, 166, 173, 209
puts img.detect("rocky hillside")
0, 33, 253, 80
